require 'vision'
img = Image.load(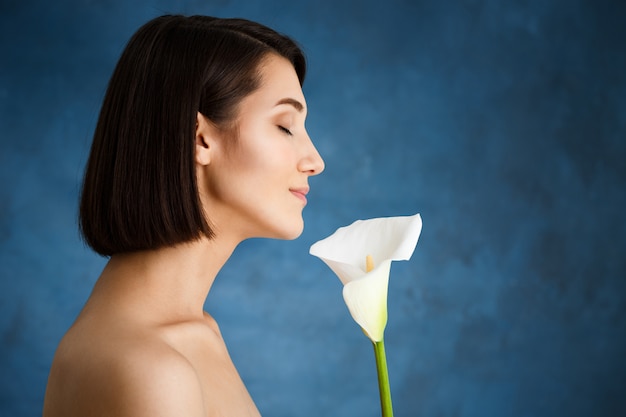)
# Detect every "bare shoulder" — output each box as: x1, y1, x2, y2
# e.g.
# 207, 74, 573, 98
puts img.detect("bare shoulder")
44, 325, 206, 417
104, 339, 206, 416
44, 310, 260, 417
